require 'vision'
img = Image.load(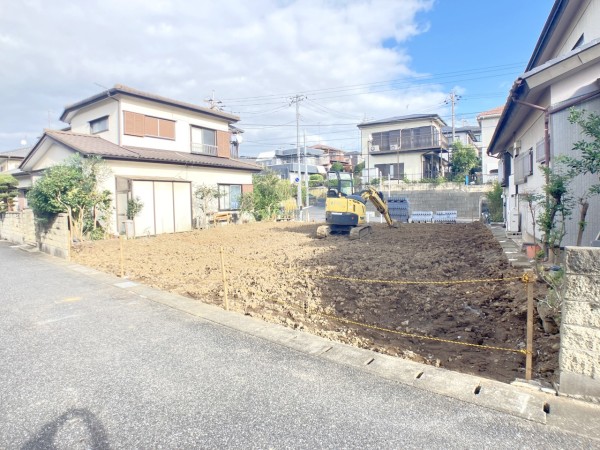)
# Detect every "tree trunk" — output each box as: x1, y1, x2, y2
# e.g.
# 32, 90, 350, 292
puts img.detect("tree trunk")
576, 201, 589, 246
